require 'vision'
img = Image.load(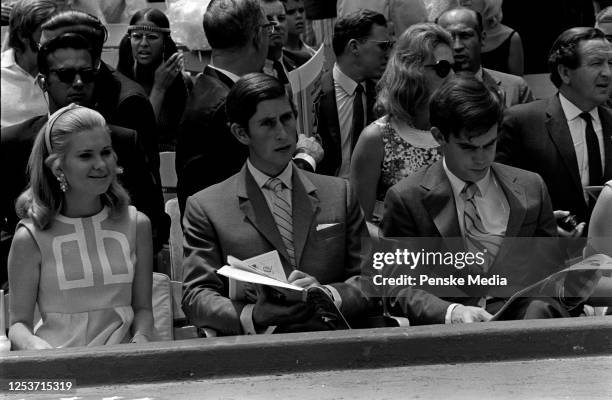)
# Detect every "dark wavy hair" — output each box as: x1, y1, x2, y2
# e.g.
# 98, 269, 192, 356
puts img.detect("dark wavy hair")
332, 9, 387, 57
